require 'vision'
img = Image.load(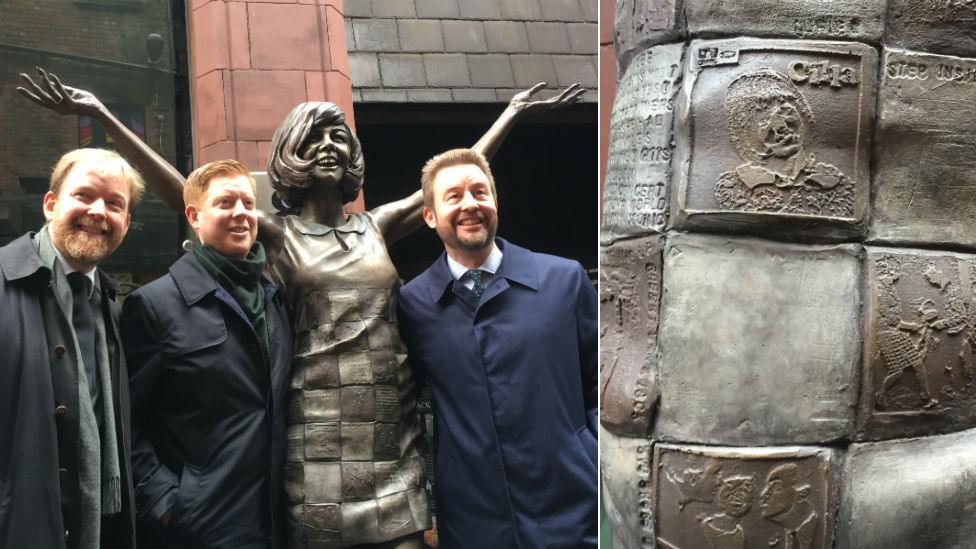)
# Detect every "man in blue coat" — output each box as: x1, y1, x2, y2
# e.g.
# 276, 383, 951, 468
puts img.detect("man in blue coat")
120, 160, 292, 548
397, 149, 597, 548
